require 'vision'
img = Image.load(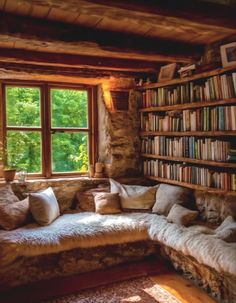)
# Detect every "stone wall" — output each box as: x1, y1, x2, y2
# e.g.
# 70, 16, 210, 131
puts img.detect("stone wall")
97, 79, 142, 178
200, 34, 236, 66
